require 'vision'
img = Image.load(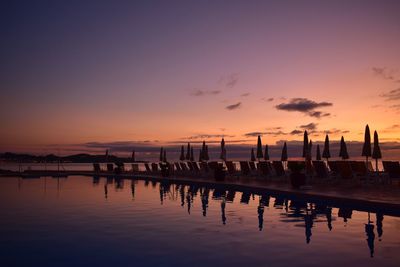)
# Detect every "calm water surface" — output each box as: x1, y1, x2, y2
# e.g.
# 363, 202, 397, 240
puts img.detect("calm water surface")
0, 176, 399, 267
